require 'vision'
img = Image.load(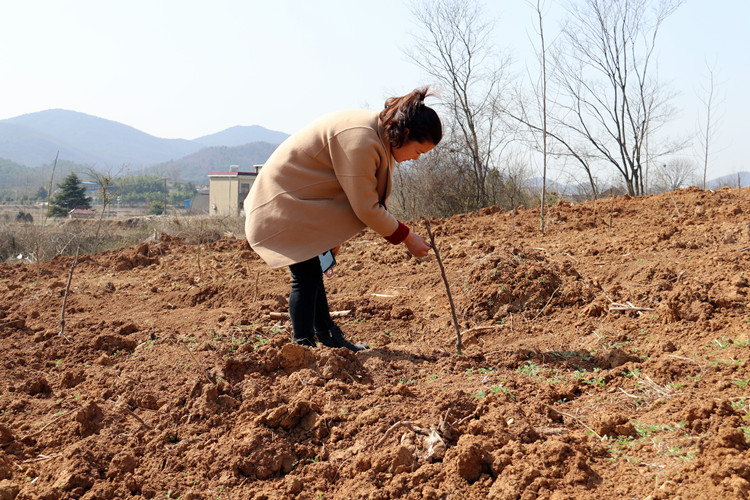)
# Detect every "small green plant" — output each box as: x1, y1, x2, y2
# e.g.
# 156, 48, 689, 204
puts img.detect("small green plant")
545, 373, 566, 385
605, 434, 636, 460
517, 361, 540, 378
665, 445, 697, 461
713, 337, 732, 350
252, 335, 270, 351
474, 389, 487, 400
490, 384, 515, 399
731, 398, 748, 412
55, 359, 63, 368
733, 378, 750, 388
633, 420, 686, 439
585, 375, 606, 387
